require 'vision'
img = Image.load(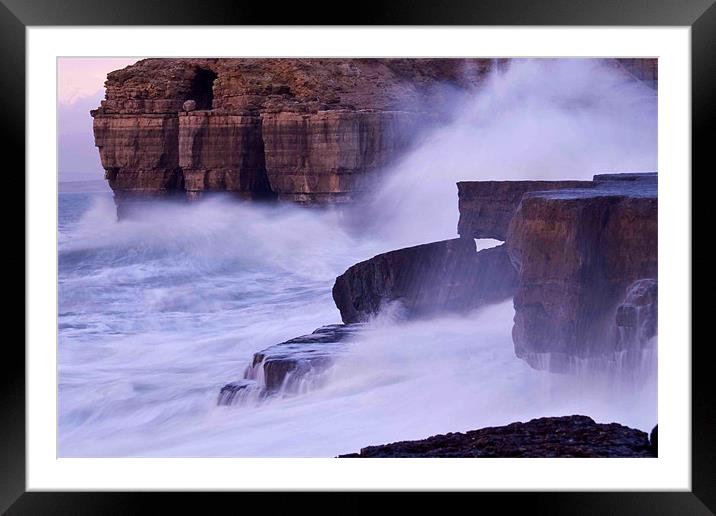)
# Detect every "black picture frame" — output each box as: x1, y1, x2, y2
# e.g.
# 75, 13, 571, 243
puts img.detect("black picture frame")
5, 0, 710, 512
